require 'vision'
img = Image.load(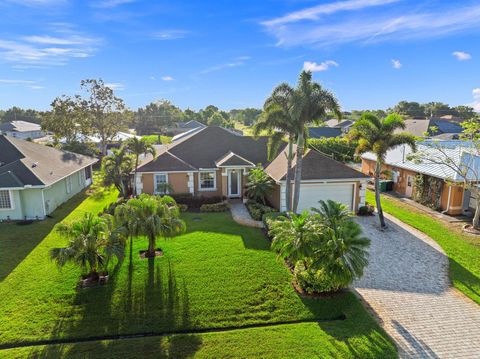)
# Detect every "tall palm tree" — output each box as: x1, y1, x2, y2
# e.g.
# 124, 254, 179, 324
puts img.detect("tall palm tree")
310, 200, 370, 289
50, 213, 126, 280
254, 86, 296, 211
126, 137, 156, 196
349, 113, 416, 228
102, 147, 135, 197
130, 194, 186, 257
289, 71, 342, 213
